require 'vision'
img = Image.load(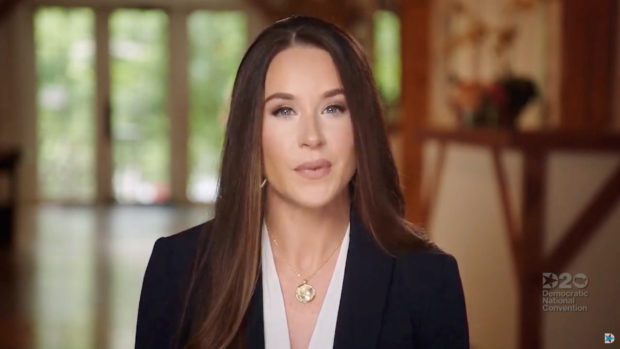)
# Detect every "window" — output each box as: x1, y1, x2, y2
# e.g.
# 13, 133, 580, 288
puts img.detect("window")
187, 11, 247, 202
35, 7, 95, 202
